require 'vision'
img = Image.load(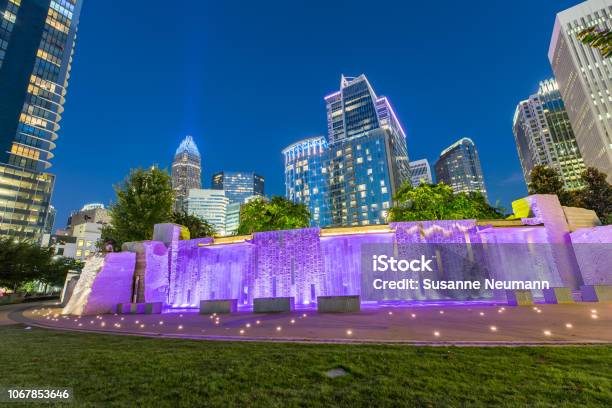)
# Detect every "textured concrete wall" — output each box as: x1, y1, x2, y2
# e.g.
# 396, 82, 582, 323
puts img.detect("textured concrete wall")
571, 226, 612, 285
123, 241, 169, 304
63, 253, 136, 316
563, 206, 602, 232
